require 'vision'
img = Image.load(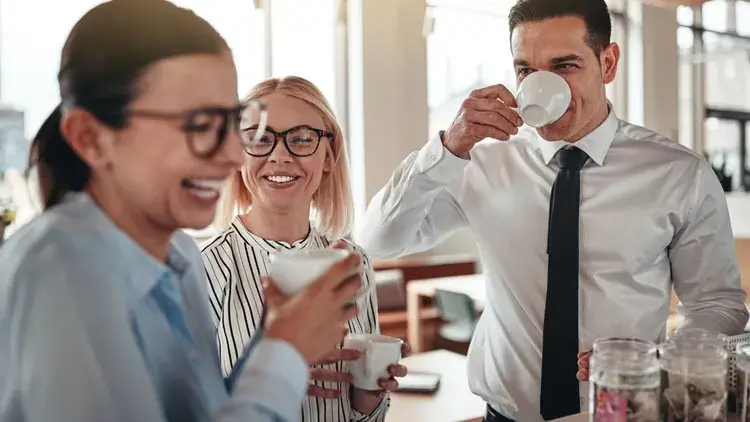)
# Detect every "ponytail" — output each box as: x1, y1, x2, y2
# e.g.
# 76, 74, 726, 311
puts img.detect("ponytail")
26, 105, 90, 210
